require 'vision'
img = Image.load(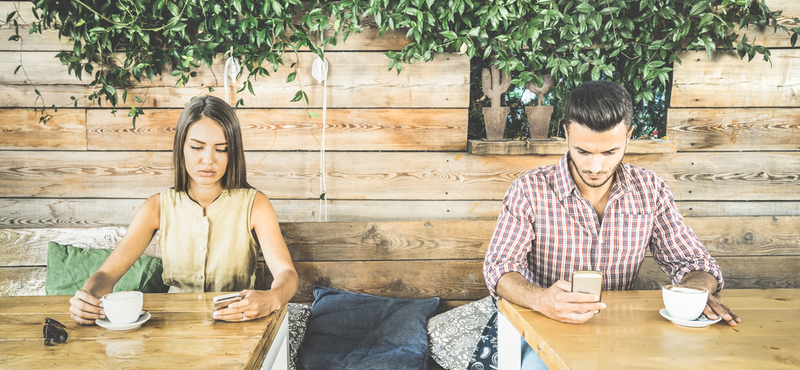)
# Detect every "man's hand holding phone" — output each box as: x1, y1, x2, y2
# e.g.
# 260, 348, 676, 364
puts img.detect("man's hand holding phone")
533, 278, 606, 324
